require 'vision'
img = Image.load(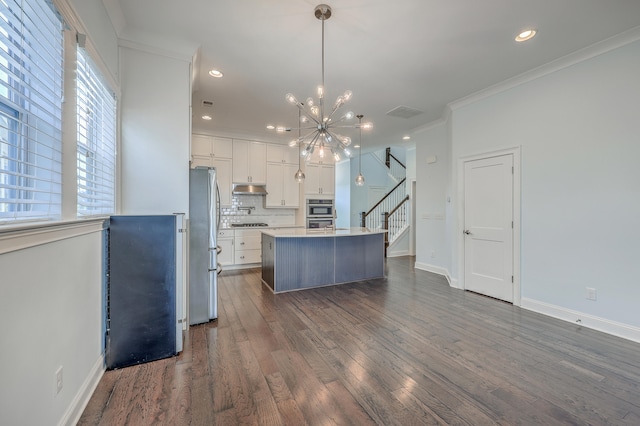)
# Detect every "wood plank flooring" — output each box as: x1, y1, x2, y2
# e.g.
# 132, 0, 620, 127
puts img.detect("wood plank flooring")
79, 256, 640, 425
